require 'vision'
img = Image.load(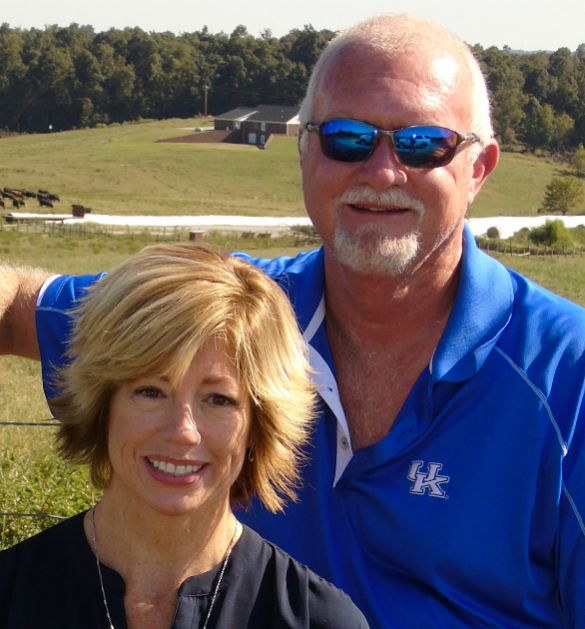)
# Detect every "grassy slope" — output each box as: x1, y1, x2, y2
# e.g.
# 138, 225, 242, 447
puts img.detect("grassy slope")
468, 152, 573, 217
0, 119, 305, 217
489, 252, 585, 306
2, 120, 580, 219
